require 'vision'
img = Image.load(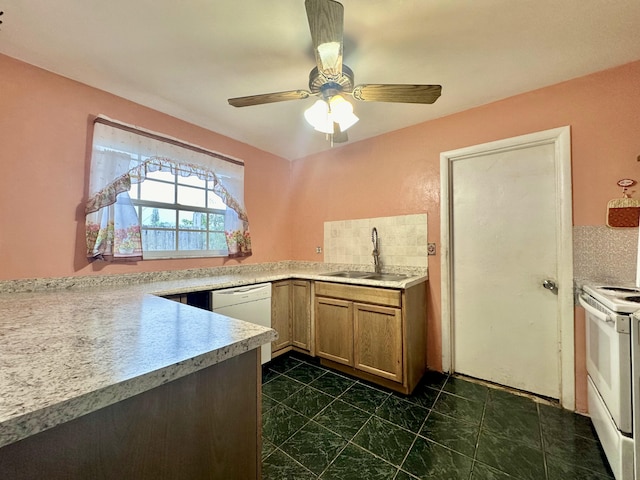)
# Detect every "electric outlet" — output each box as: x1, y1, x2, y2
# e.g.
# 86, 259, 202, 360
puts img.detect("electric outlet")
316, 246, 323, 254
427, 243, 436, 255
